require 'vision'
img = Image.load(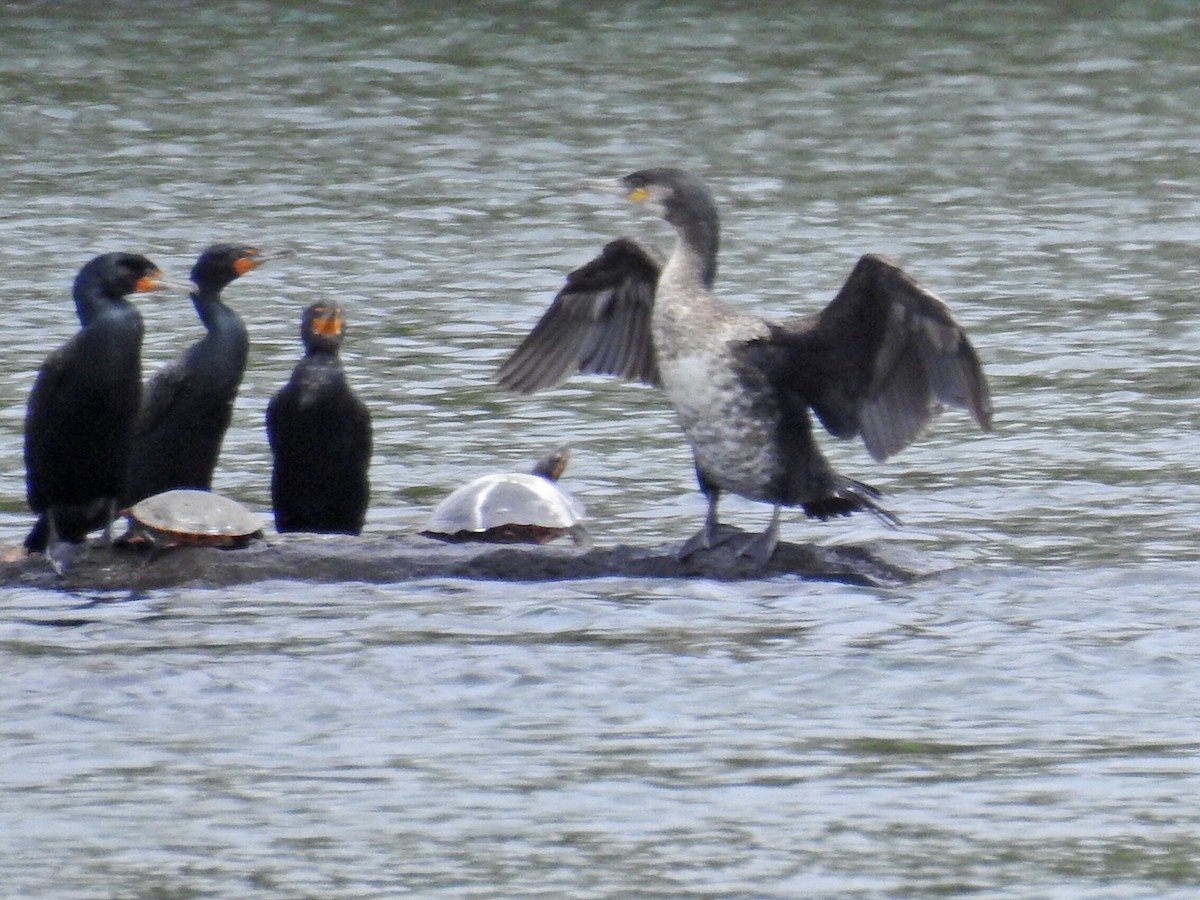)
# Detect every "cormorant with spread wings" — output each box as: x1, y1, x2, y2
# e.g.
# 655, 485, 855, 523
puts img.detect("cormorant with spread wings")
497, 168, 992, 562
